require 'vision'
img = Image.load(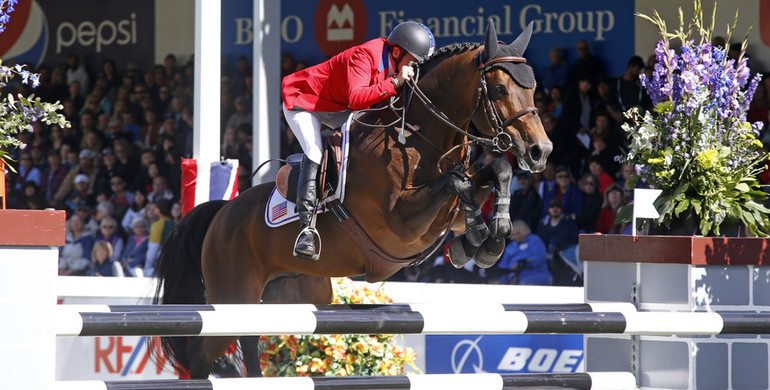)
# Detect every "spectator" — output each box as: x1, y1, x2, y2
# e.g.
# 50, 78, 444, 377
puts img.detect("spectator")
533, 160, 556, 200
109, 174, 133, 219
121, 187, 148, 232
67, 81, 85, 113
121, 217, 149, 277
54, 149, 101, 206
541, 47, 569, 94
608, 55, 651, 113
74, 201, 99, 236
548, 86, 564, 118
495, 220, 551, 285
40, 150, 70, 207
144, 199, 175, 276
148, 175, 174, 203
541, 165, 582, 220
94, 147, 130, 196
59, 213, 94, 276
14, 151, 41, 191
112, 139, 138, 184
587, 155, 615, 195
87, 240, 122, 277
536, 198, 580, 286
226, 95, 252, 130
509, 171, 542, 230
568, 40, 603, 89
595, 183, 628, 234
576, 173, 602, 233
171, 201, 182, 223
93, 217, 125, 264
65, 54, 90, 96
139, 109, 162, 150
64, 173, 90, 212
